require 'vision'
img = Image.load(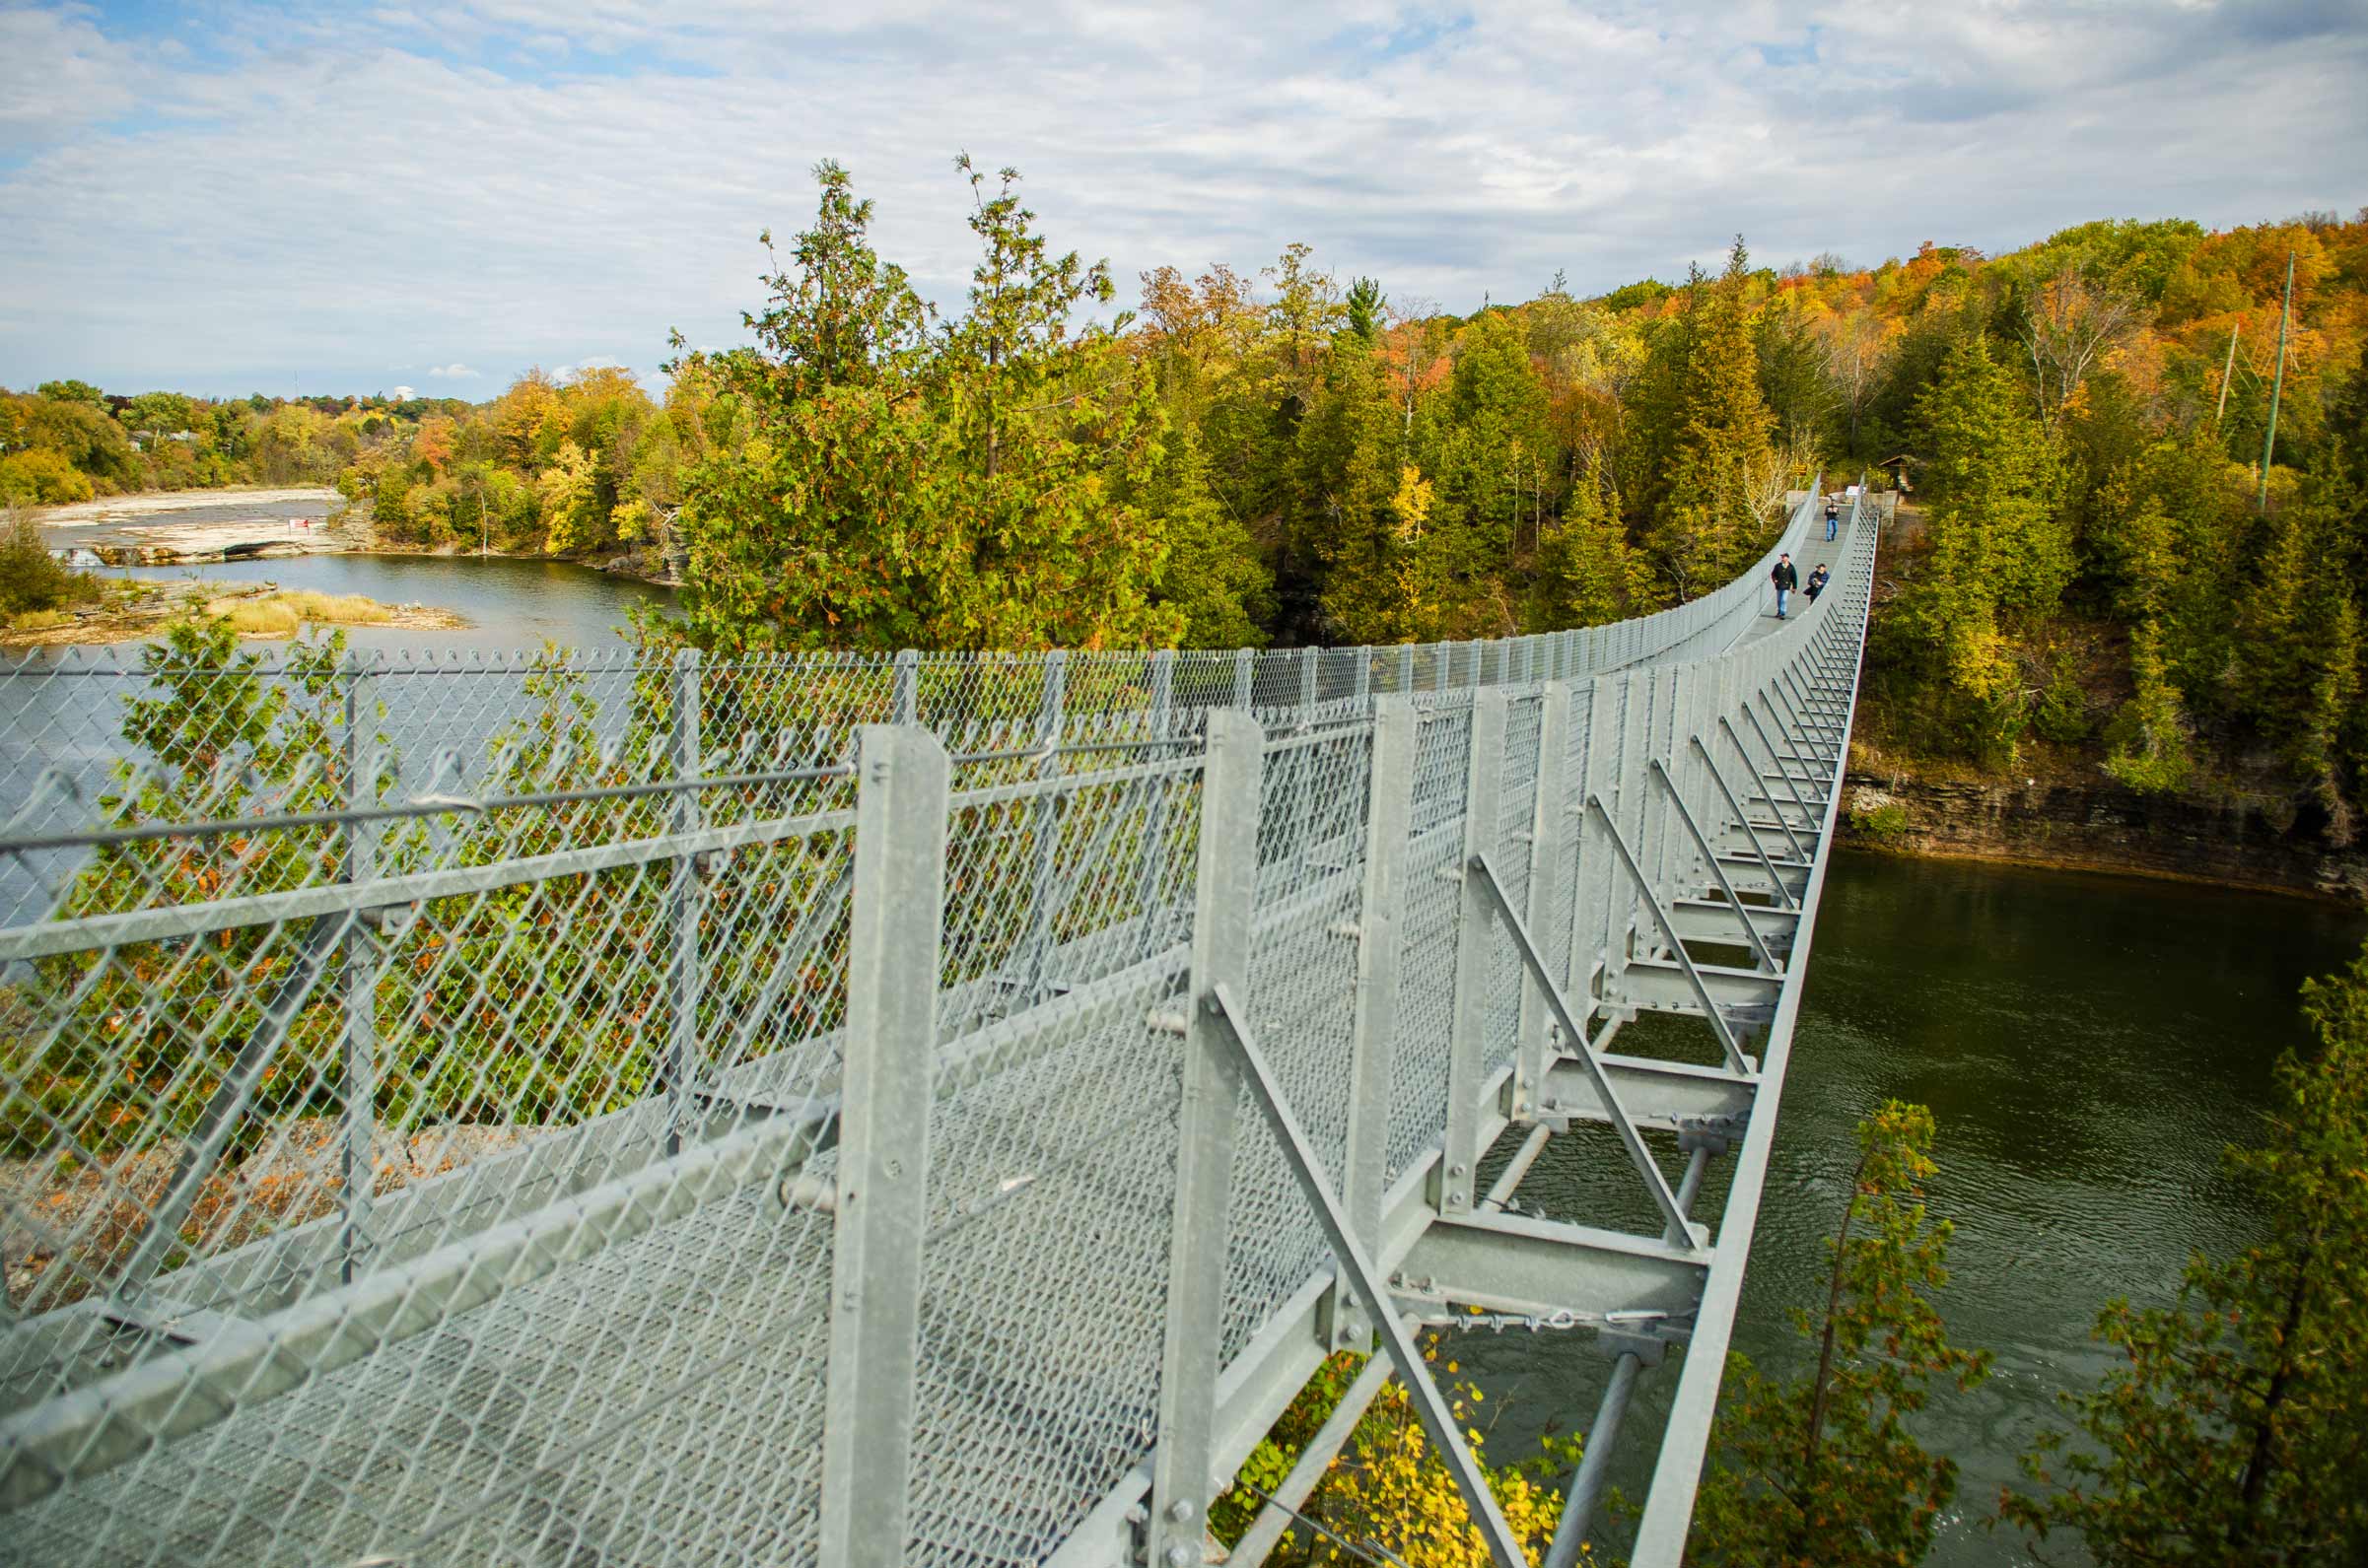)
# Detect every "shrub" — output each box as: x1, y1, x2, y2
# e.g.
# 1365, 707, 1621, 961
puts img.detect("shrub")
0, 511, 100, 617
2032, 650, 2091, 743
